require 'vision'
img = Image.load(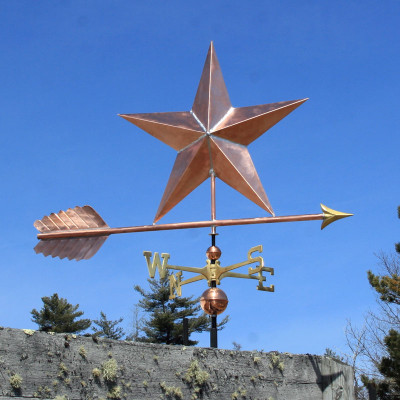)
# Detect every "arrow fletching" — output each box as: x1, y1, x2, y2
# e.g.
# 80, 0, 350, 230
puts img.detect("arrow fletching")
34, 206, 109, 261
